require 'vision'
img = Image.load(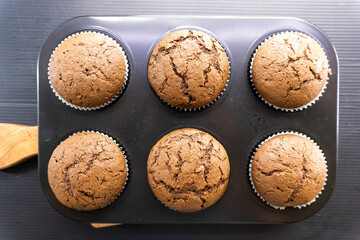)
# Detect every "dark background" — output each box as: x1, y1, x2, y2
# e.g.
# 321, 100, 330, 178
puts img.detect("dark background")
0, 0, 359, 239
